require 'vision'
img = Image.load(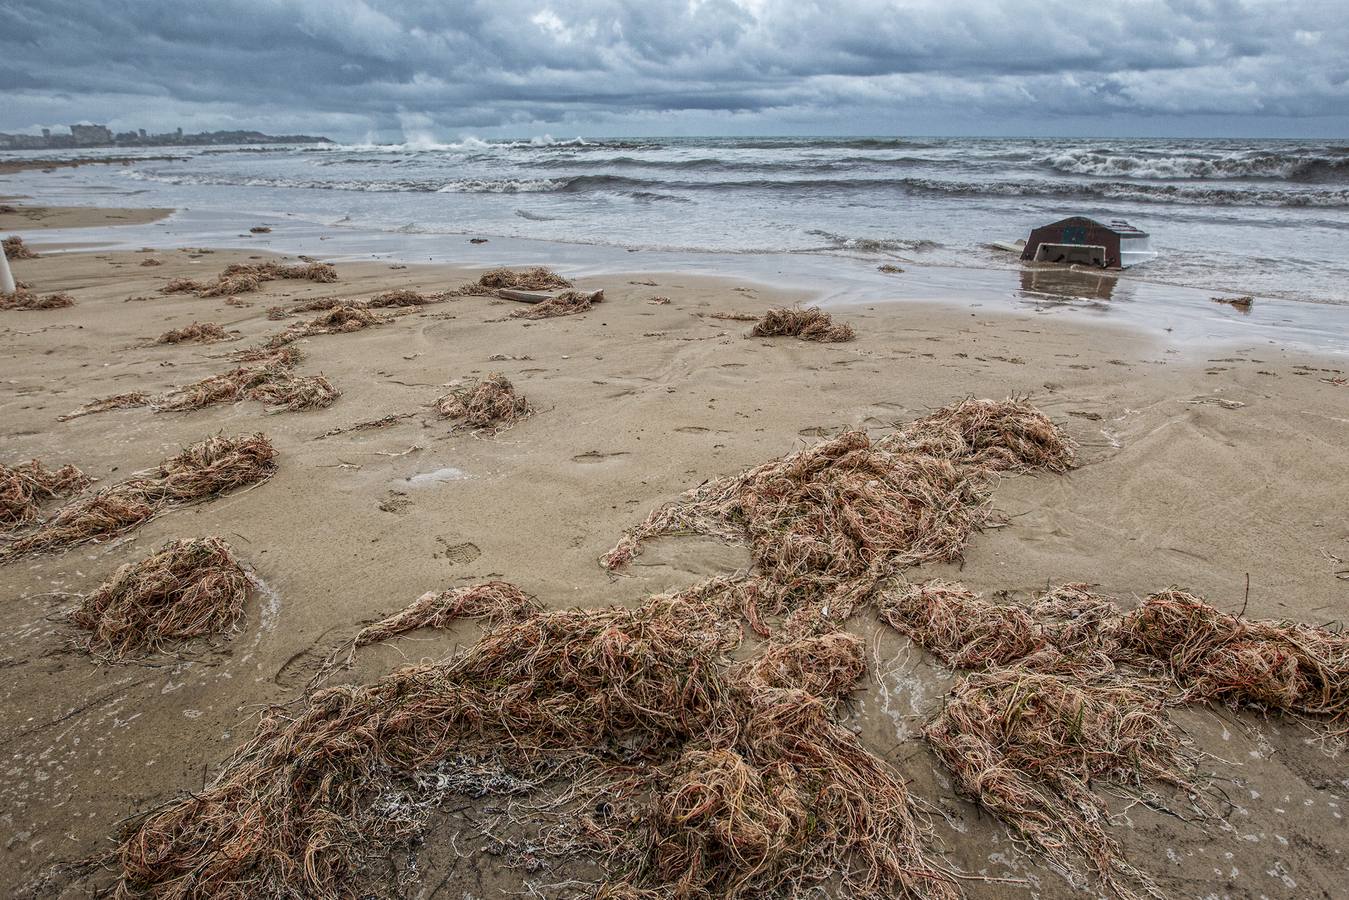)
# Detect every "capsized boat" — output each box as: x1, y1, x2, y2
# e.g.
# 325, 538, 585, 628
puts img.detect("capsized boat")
1018, 216, 1157, 269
